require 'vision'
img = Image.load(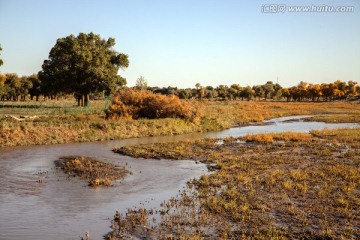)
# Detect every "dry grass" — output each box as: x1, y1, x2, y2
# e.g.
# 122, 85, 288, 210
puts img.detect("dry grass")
109, 127, 360, 239
1, 101, 360, 147
245, 132, 311, 143
55, 156, 128, 187
305, 115, 360, 123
